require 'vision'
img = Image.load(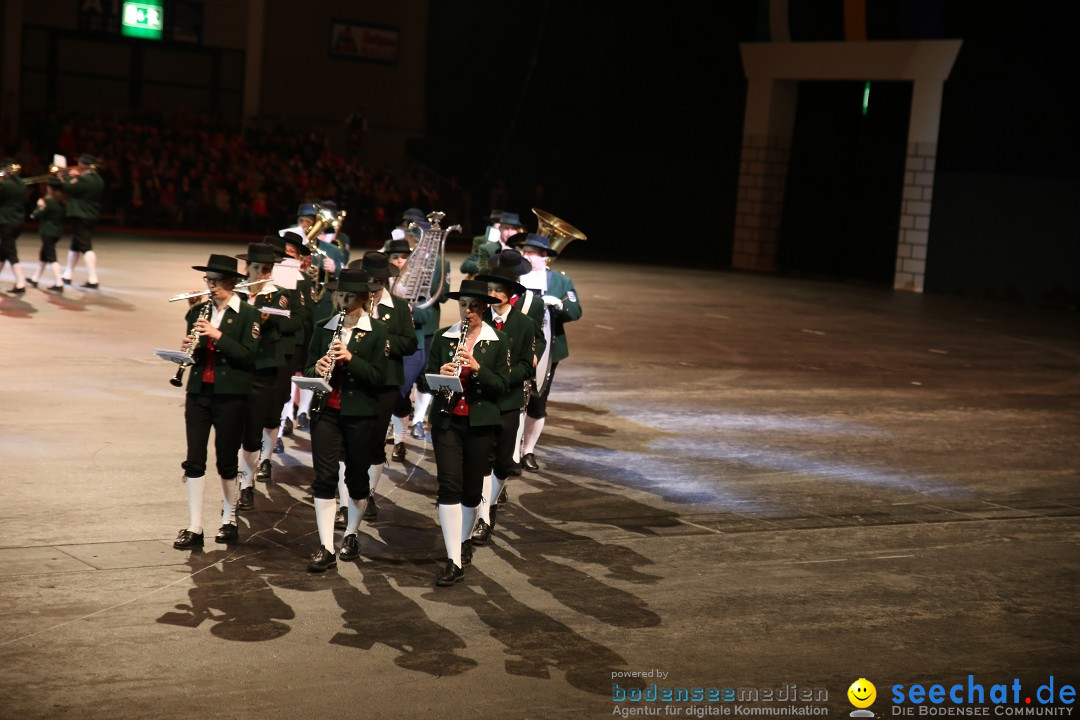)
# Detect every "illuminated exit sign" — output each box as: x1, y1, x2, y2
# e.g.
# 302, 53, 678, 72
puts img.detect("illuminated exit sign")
121, 1, 164, 40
